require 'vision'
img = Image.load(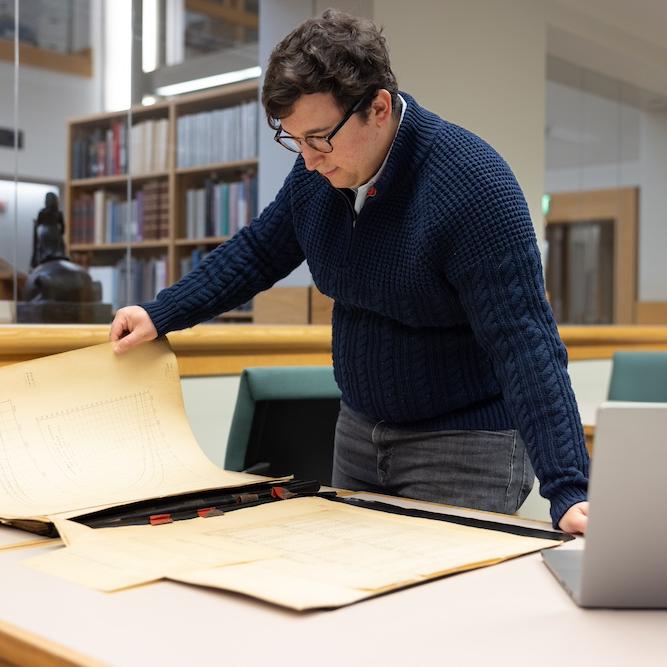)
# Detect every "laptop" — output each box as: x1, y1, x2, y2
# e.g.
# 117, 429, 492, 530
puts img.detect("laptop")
542, 401, 667, 608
